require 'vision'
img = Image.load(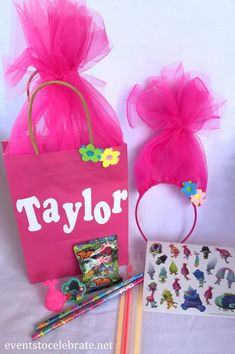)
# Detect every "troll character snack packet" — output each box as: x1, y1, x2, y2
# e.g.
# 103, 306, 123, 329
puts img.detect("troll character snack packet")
73, 235, 122, 291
